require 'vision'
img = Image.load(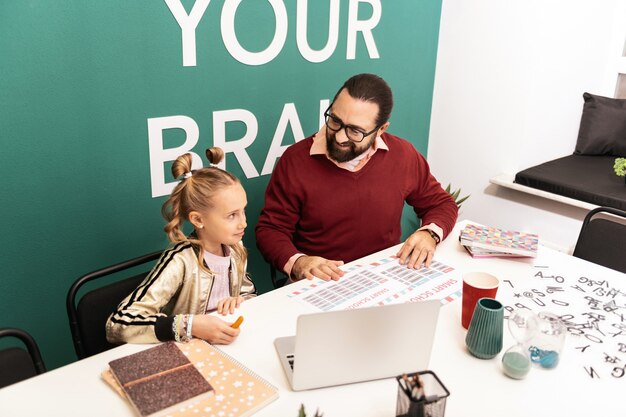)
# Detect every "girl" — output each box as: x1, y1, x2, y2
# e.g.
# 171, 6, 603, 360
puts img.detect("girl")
106, 147, 256, 345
